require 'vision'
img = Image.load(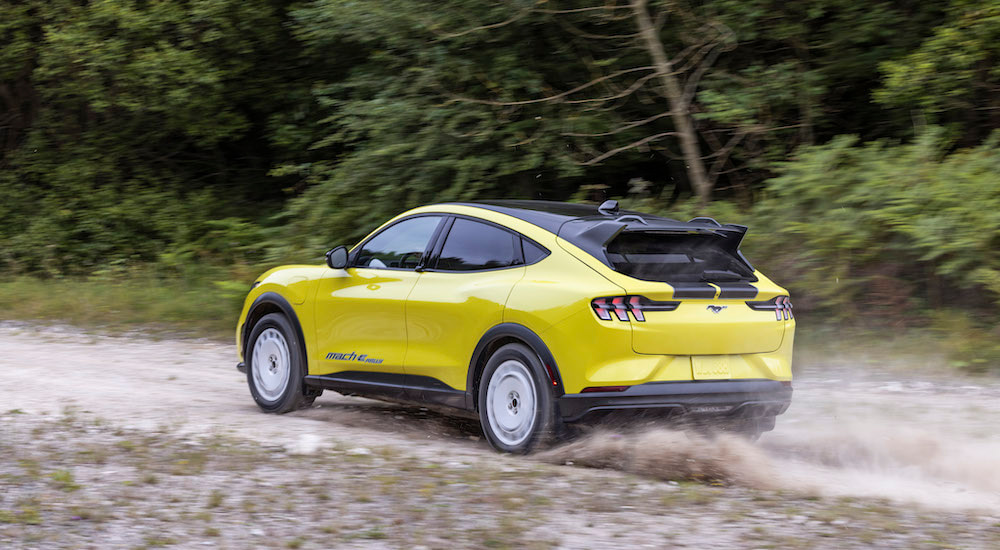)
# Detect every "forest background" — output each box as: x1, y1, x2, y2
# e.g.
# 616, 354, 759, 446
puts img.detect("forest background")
2, 0, 999, 368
